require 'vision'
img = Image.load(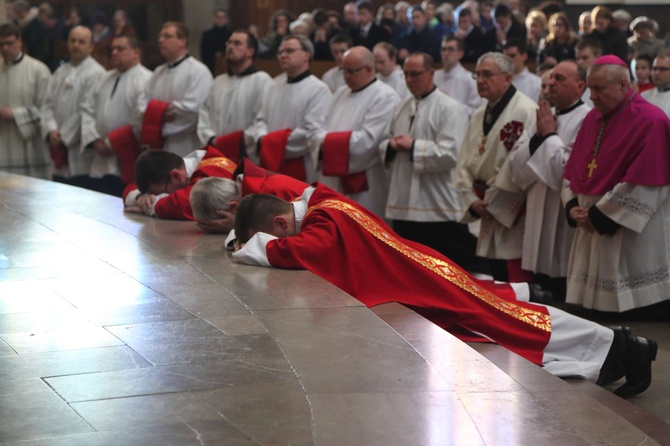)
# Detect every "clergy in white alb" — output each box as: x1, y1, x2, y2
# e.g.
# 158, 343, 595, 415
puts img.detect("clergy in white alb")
80, 36, 151, 196
0, 24, 51, 179
508, 61, 591, 287
641, 55, 670, 118
434, 36, 483, 117
563, 56, 670, 312
321, 33, 352, 92
137, 22, 213, 157
454, 52, 537, 282
382, 53, 477, 267
41, 26, 105, 183
504, 38, 542, 102
373, 42, 411, 99
197, 30, 272, 150
310, 46, 400, 218
245, 35, 331, 183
